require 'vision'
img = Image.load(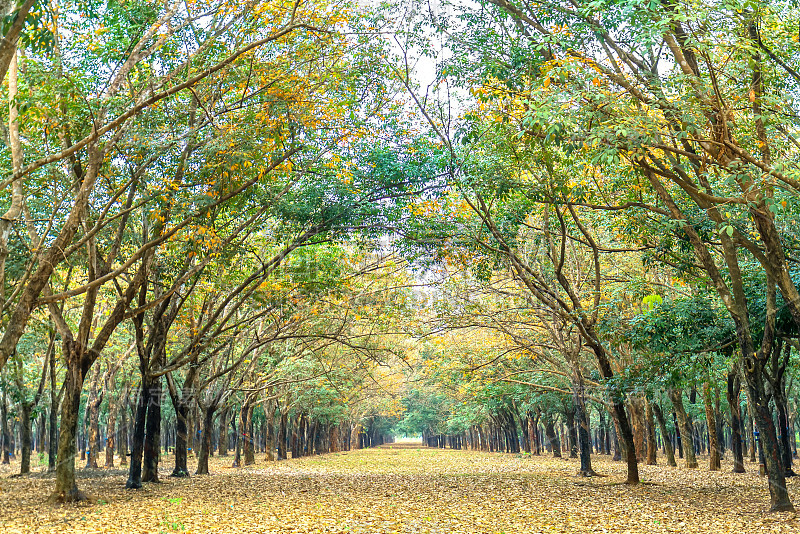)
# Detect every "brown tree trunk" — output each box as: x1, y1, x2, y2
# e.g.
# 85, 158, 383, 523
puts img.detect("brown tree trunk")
196, 406, 216, 475
727, 371, 745, 473
669, 389, 698, 468
48, 347, 58, 471
105, 394, 118, 468
645, 399, 657, 465
543, 415, 561, 458
629, 397, 646, 462
142, 377, 161, 483
704, 381, 721, 471
218, 407, 229, 456
1, 388, 9, 465
172, 402, 190, 477
652, 402, 677, 467
265, 403, 276, 461
277, 410, 288, 460
119, 391, 129, 467
49, 348, 88, 502
19, 401, 31, 474
244, 404, 255, 465
85, 365, 102, 469
127, 382, 150, 488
